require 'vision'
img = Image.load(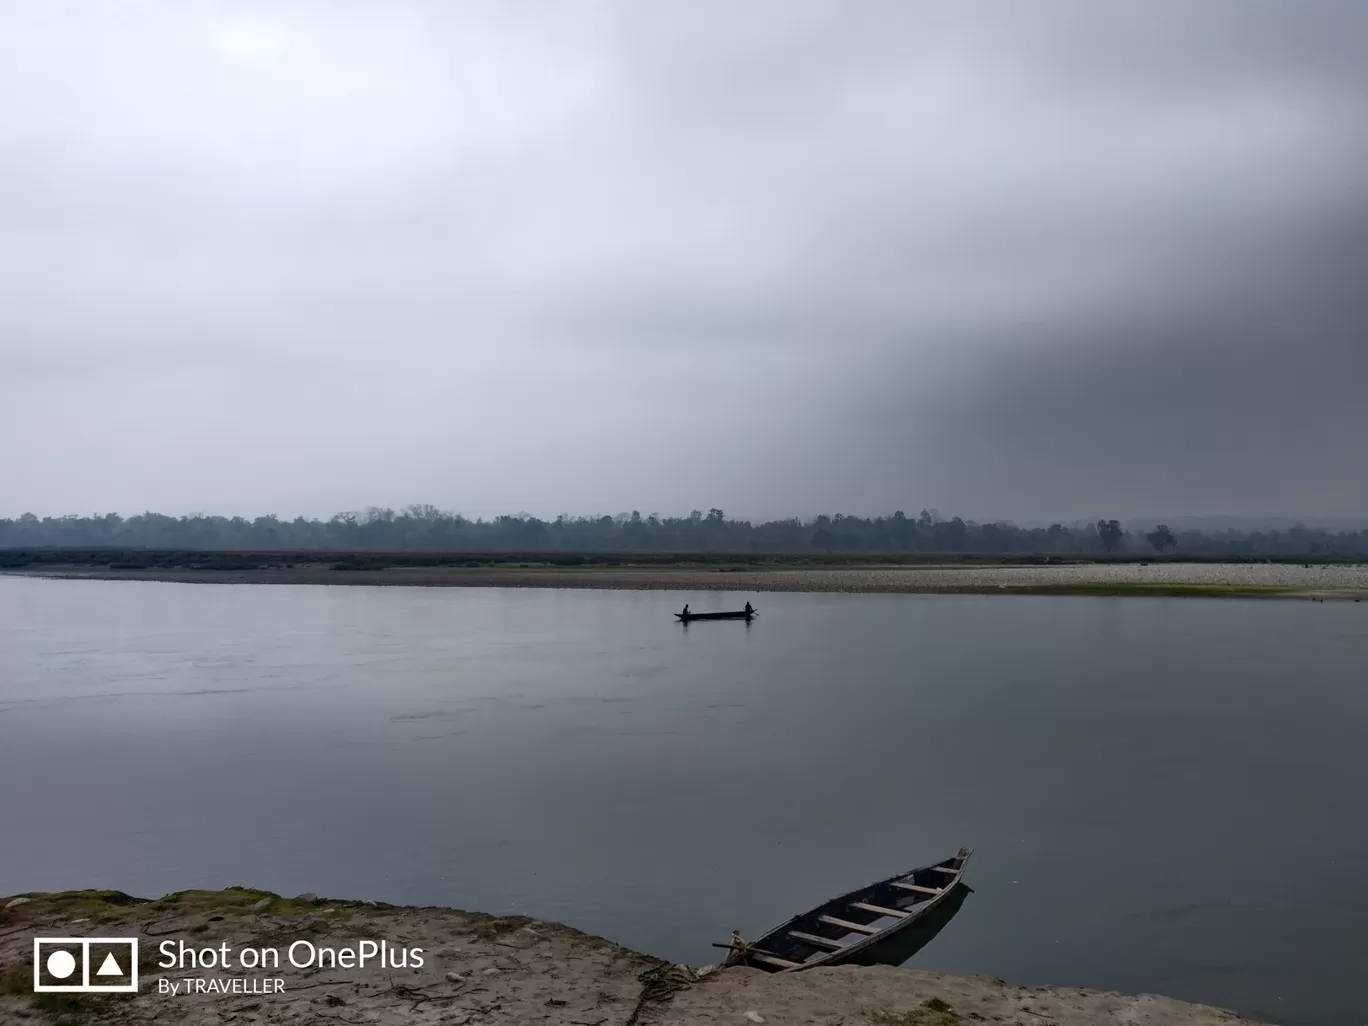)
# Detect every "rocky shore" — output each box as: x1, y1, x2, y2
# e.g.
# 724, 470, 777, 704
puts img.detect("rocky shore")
9, 560, 1368, 598
2, 889, 1268, 1025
